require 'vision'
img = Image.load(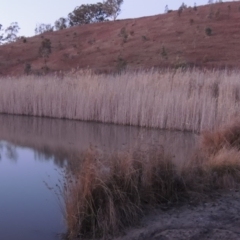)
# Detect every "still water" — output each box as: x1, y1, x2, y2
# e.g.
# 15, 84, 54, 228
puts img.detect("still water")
0, 114, 198, 240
